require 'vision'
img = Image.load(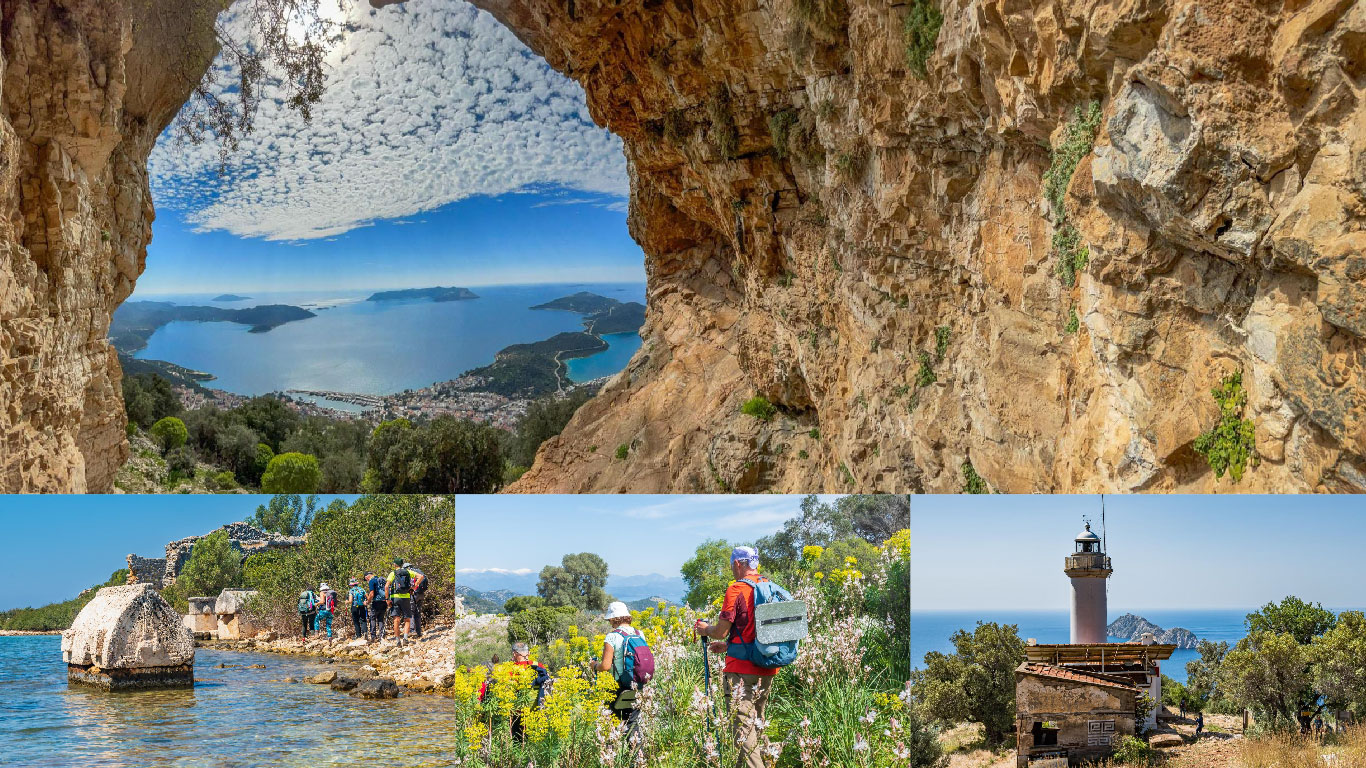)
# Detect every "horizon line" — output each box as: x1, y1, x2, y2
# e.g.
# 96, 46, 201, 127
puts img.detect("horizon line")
130, 278, 649, 297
